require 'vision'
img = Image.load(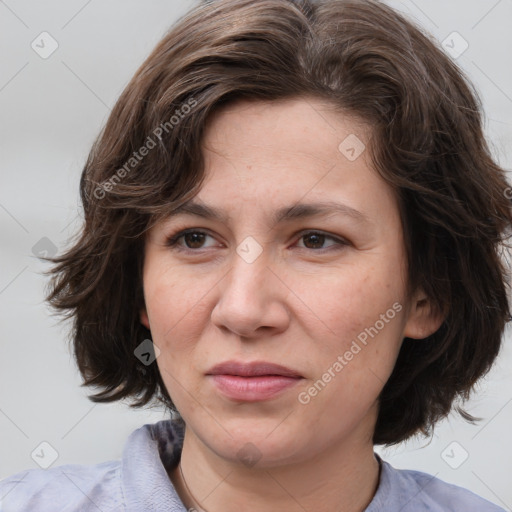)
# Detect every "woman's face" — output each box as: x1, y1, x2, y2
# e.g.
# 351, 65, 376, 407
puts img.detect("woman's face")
141, 97, 436, 467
